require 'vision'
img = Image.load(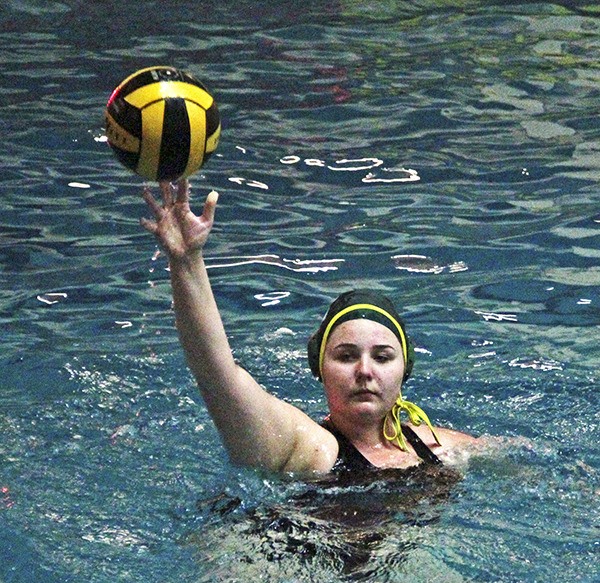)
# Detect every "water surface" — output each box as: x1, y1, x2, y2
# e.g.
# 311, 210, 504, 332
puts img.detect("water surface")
1, 1, 599, 581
